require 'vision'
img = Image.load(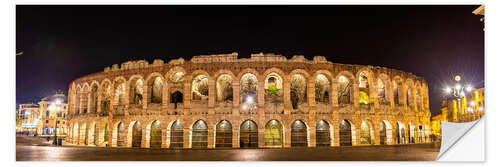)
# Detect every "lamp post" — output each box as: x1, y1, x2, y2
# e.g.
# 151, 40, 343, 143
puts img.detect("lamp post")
444, 75, 472, 122
51, 99, 62, 146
